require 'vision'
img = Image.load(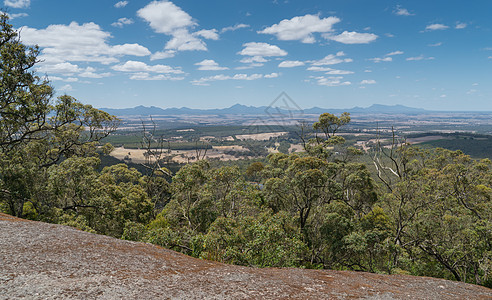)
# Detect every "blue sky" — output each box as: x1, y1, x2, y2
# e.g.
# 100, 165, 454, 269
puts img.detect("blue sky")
6, 0, 492, 110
